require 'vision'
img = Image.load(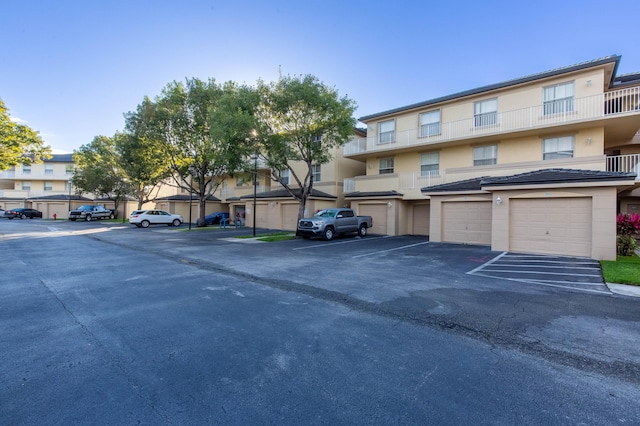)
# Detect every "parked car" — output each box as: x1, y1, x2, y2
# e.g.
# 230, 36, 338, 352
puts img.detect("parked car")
196, 211, 230, 226
4, 208, 43, 219
129, 209, 184, 228
0, 208, 4, 217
